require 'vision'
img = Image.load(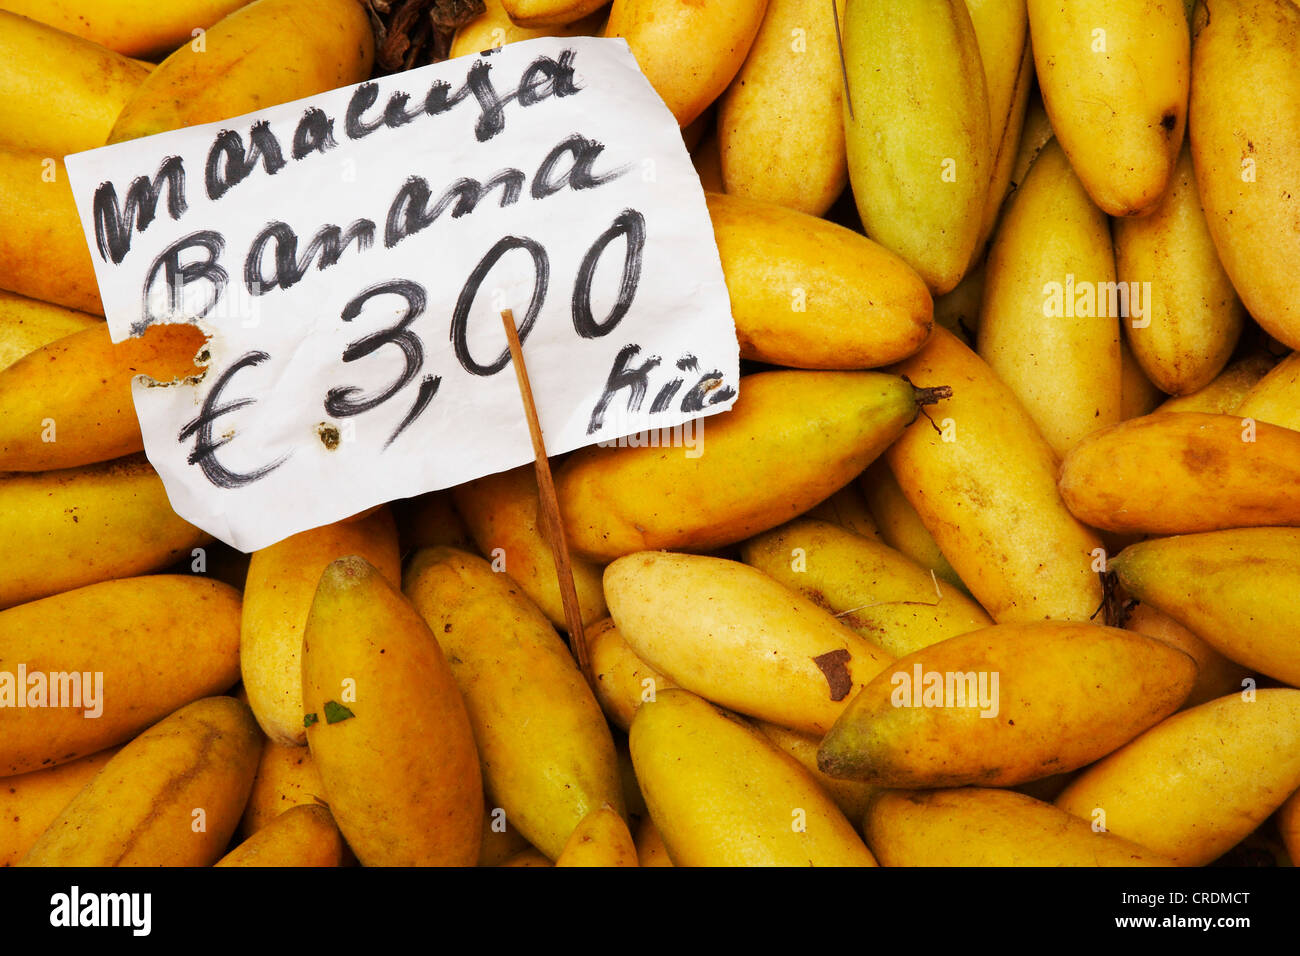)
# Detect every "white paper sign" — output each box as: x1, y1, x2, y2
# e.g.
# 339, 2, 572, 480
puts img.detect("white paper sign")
65, 37, 738, 552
